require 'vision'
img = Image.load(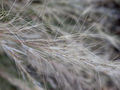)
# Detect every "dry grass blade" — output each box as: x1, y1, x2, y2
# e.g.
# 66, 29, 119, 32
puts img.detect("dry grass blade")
0, 0, 120, 90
